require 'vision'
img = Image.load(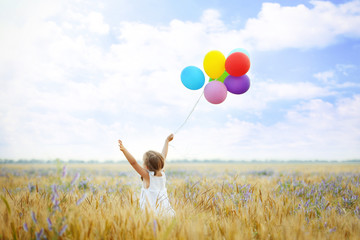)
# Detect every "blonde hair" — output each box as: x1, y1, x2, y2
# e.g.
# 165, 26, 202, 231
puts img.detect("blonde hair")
143, 150, 164, 172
